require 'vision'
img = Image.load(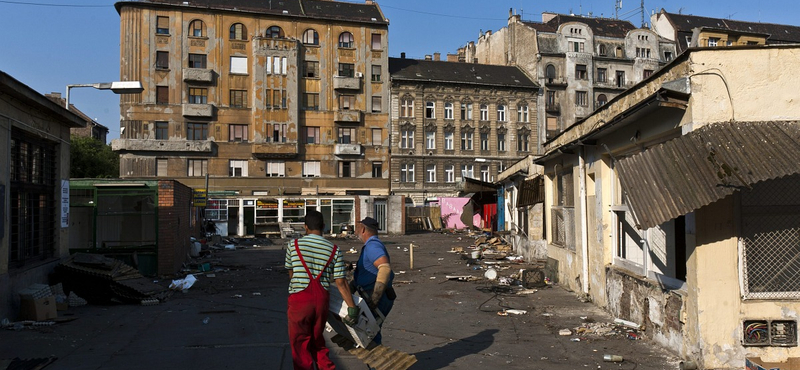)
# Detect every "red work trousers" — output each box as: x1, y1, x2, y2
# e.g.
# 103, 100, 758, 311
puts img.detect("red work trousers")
288, 282, 334, 370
